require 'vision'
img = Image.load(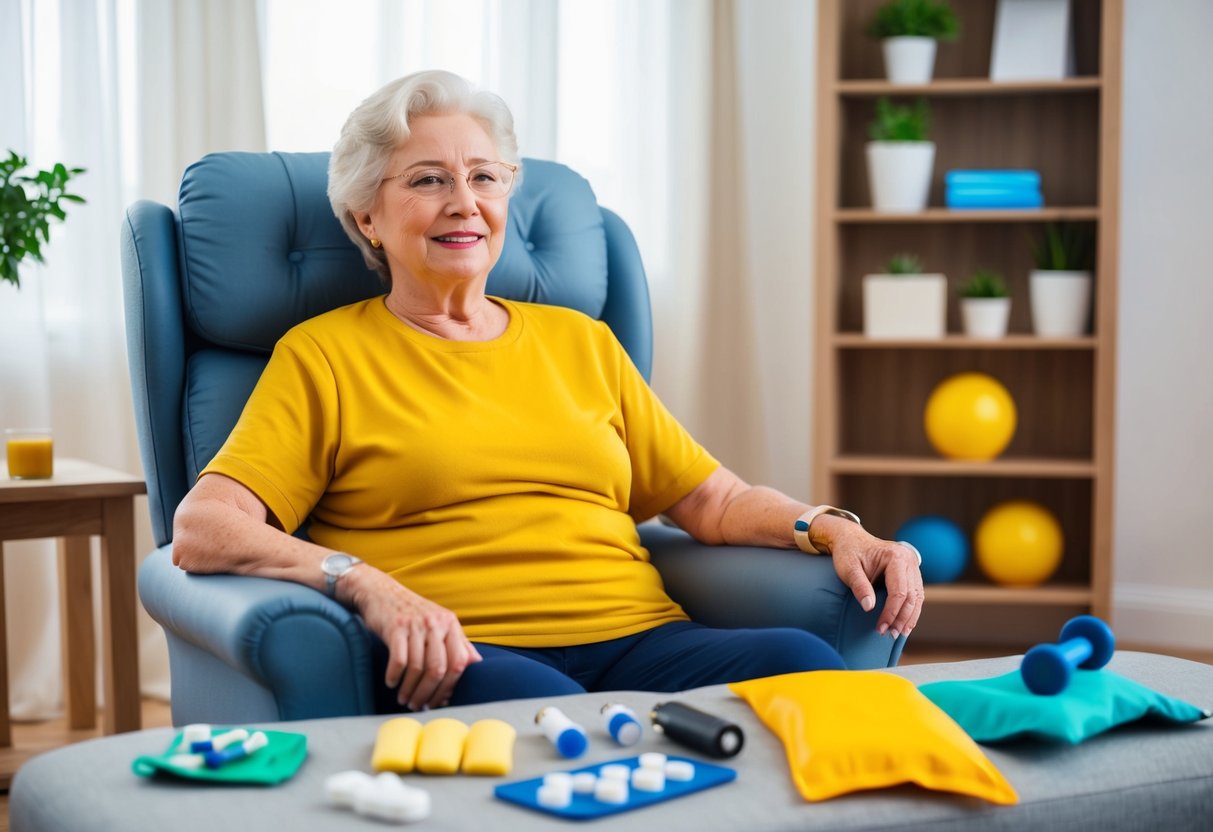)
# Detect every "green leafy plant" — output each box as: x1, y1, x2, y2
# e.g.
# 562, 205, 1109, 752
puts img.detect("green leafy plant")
959, 268, 1009, 299
1, 150, 87, 288
867, 0, 960, 40
1032, 223, 1095, 271
869, 97, 931, 142
886, 253, 924, 274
